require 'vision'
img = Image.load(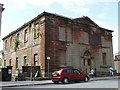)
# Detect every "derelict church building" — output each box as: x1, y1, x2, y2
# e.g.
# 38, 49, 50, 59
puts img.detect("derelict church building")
2, 12, 114, 77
